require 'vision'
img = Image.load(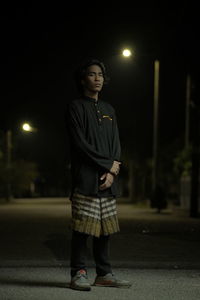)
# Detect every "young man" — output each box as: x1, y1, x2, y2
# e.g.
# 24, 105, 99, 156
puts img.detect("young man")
66, 58, 131, 291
